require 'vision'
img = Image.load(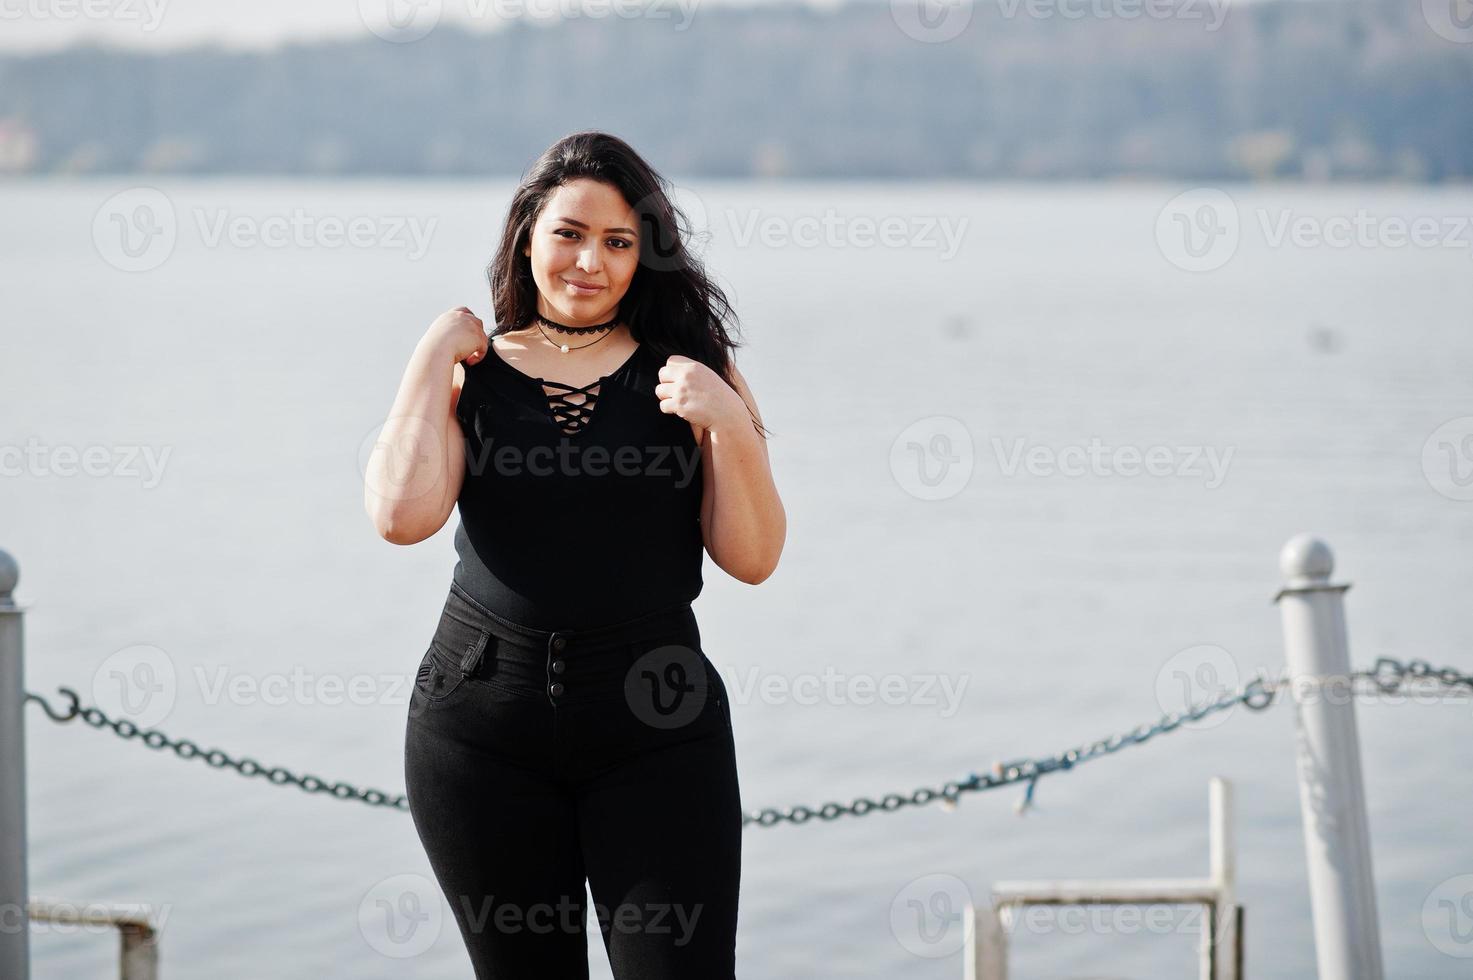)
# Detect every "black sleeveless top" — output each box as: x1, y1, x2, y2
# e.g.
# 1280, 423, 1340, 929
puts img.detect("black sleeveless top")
450, 339, 705, 630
